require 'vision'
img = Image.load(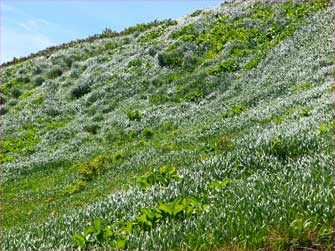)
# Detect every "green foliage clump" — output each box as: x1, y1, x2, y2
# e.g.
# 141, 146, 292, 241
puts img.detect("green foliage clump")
70, 82, 91, 99
293, 82, 312, 91
158, 50, 184, 68
190, 9, 202, 17
10, 87, 23, 98
161, 121, 177, 131
46, 67, 63, 79
64, 180, 87, 195
301, 108, 310, 117
113, 151, 126, 162
122, 19, 176, 36
83, 123, 100, 134
33, 76, 45, 86
216, 135, 235, 151
142, 27, 165, 41
78, 155, 110, 180
266, 218, 333, 251
0, 128, 39, 159
1, 79, 21, 96
73, 197, 203, 250
127, 110, 142, 121
171, 23, 197, 42
19, 90, 35, 101
128, 58, 142, 67
208, 60, 240, 75
231, 103, 247, 114
209, 179, 229, 190
142, 127, 154, 139
319, 124, 329, 133
136, 166, 180, 189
